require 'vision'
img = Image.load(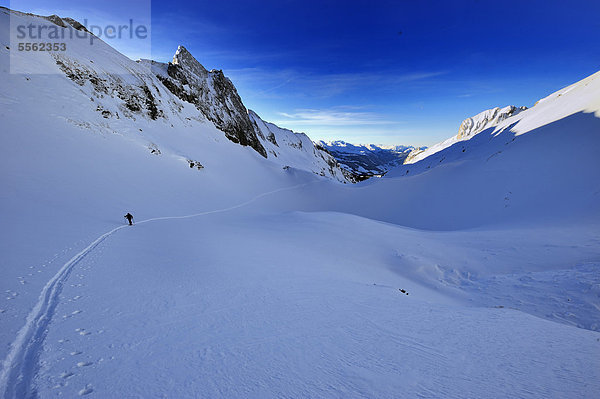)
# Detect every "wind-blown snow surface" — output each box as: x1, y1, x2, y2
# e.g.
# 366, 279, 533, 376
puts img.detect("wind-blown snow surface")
1, 8, 600, 398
